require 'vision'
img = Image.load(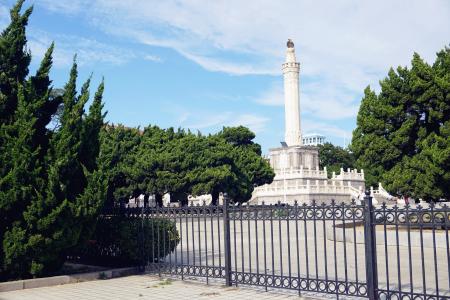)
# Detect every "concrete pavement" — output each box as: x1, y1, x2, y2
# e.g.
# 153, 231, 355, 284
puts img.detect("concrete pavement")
0, 275, 327, 300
